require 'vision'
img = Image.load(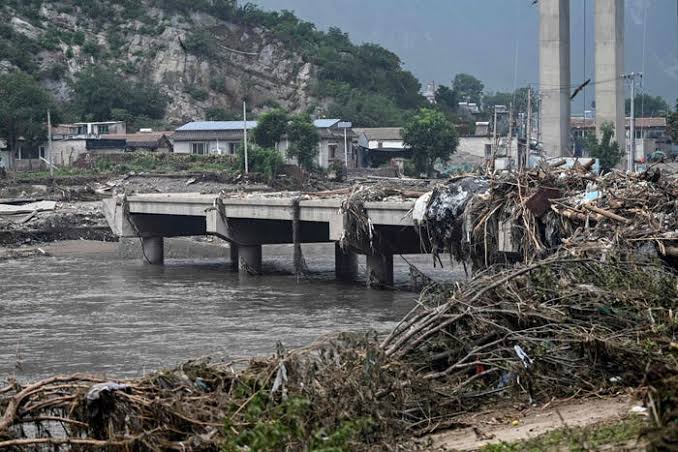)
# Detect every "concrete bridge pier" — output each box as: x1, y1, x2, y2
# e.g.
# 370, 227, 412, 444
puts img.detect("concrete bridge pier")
366, 253, 394, 289
335, 244, 358, 280
229, 244, 239, 271
142, 236, 164, 265
238, 244, 262, 275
